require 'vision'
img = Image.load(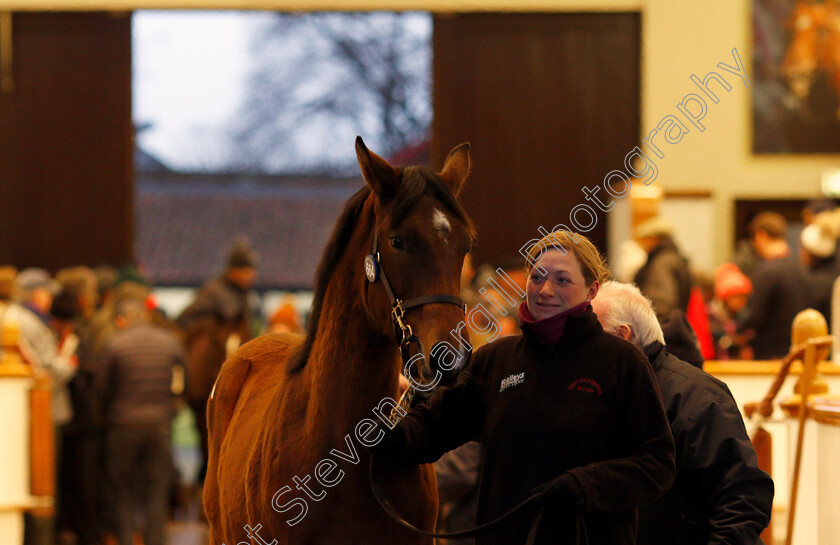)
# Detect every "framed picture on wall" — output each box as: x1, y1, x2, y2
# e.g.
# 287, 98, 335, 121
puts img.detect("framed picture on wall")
753, 0, 840, 153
